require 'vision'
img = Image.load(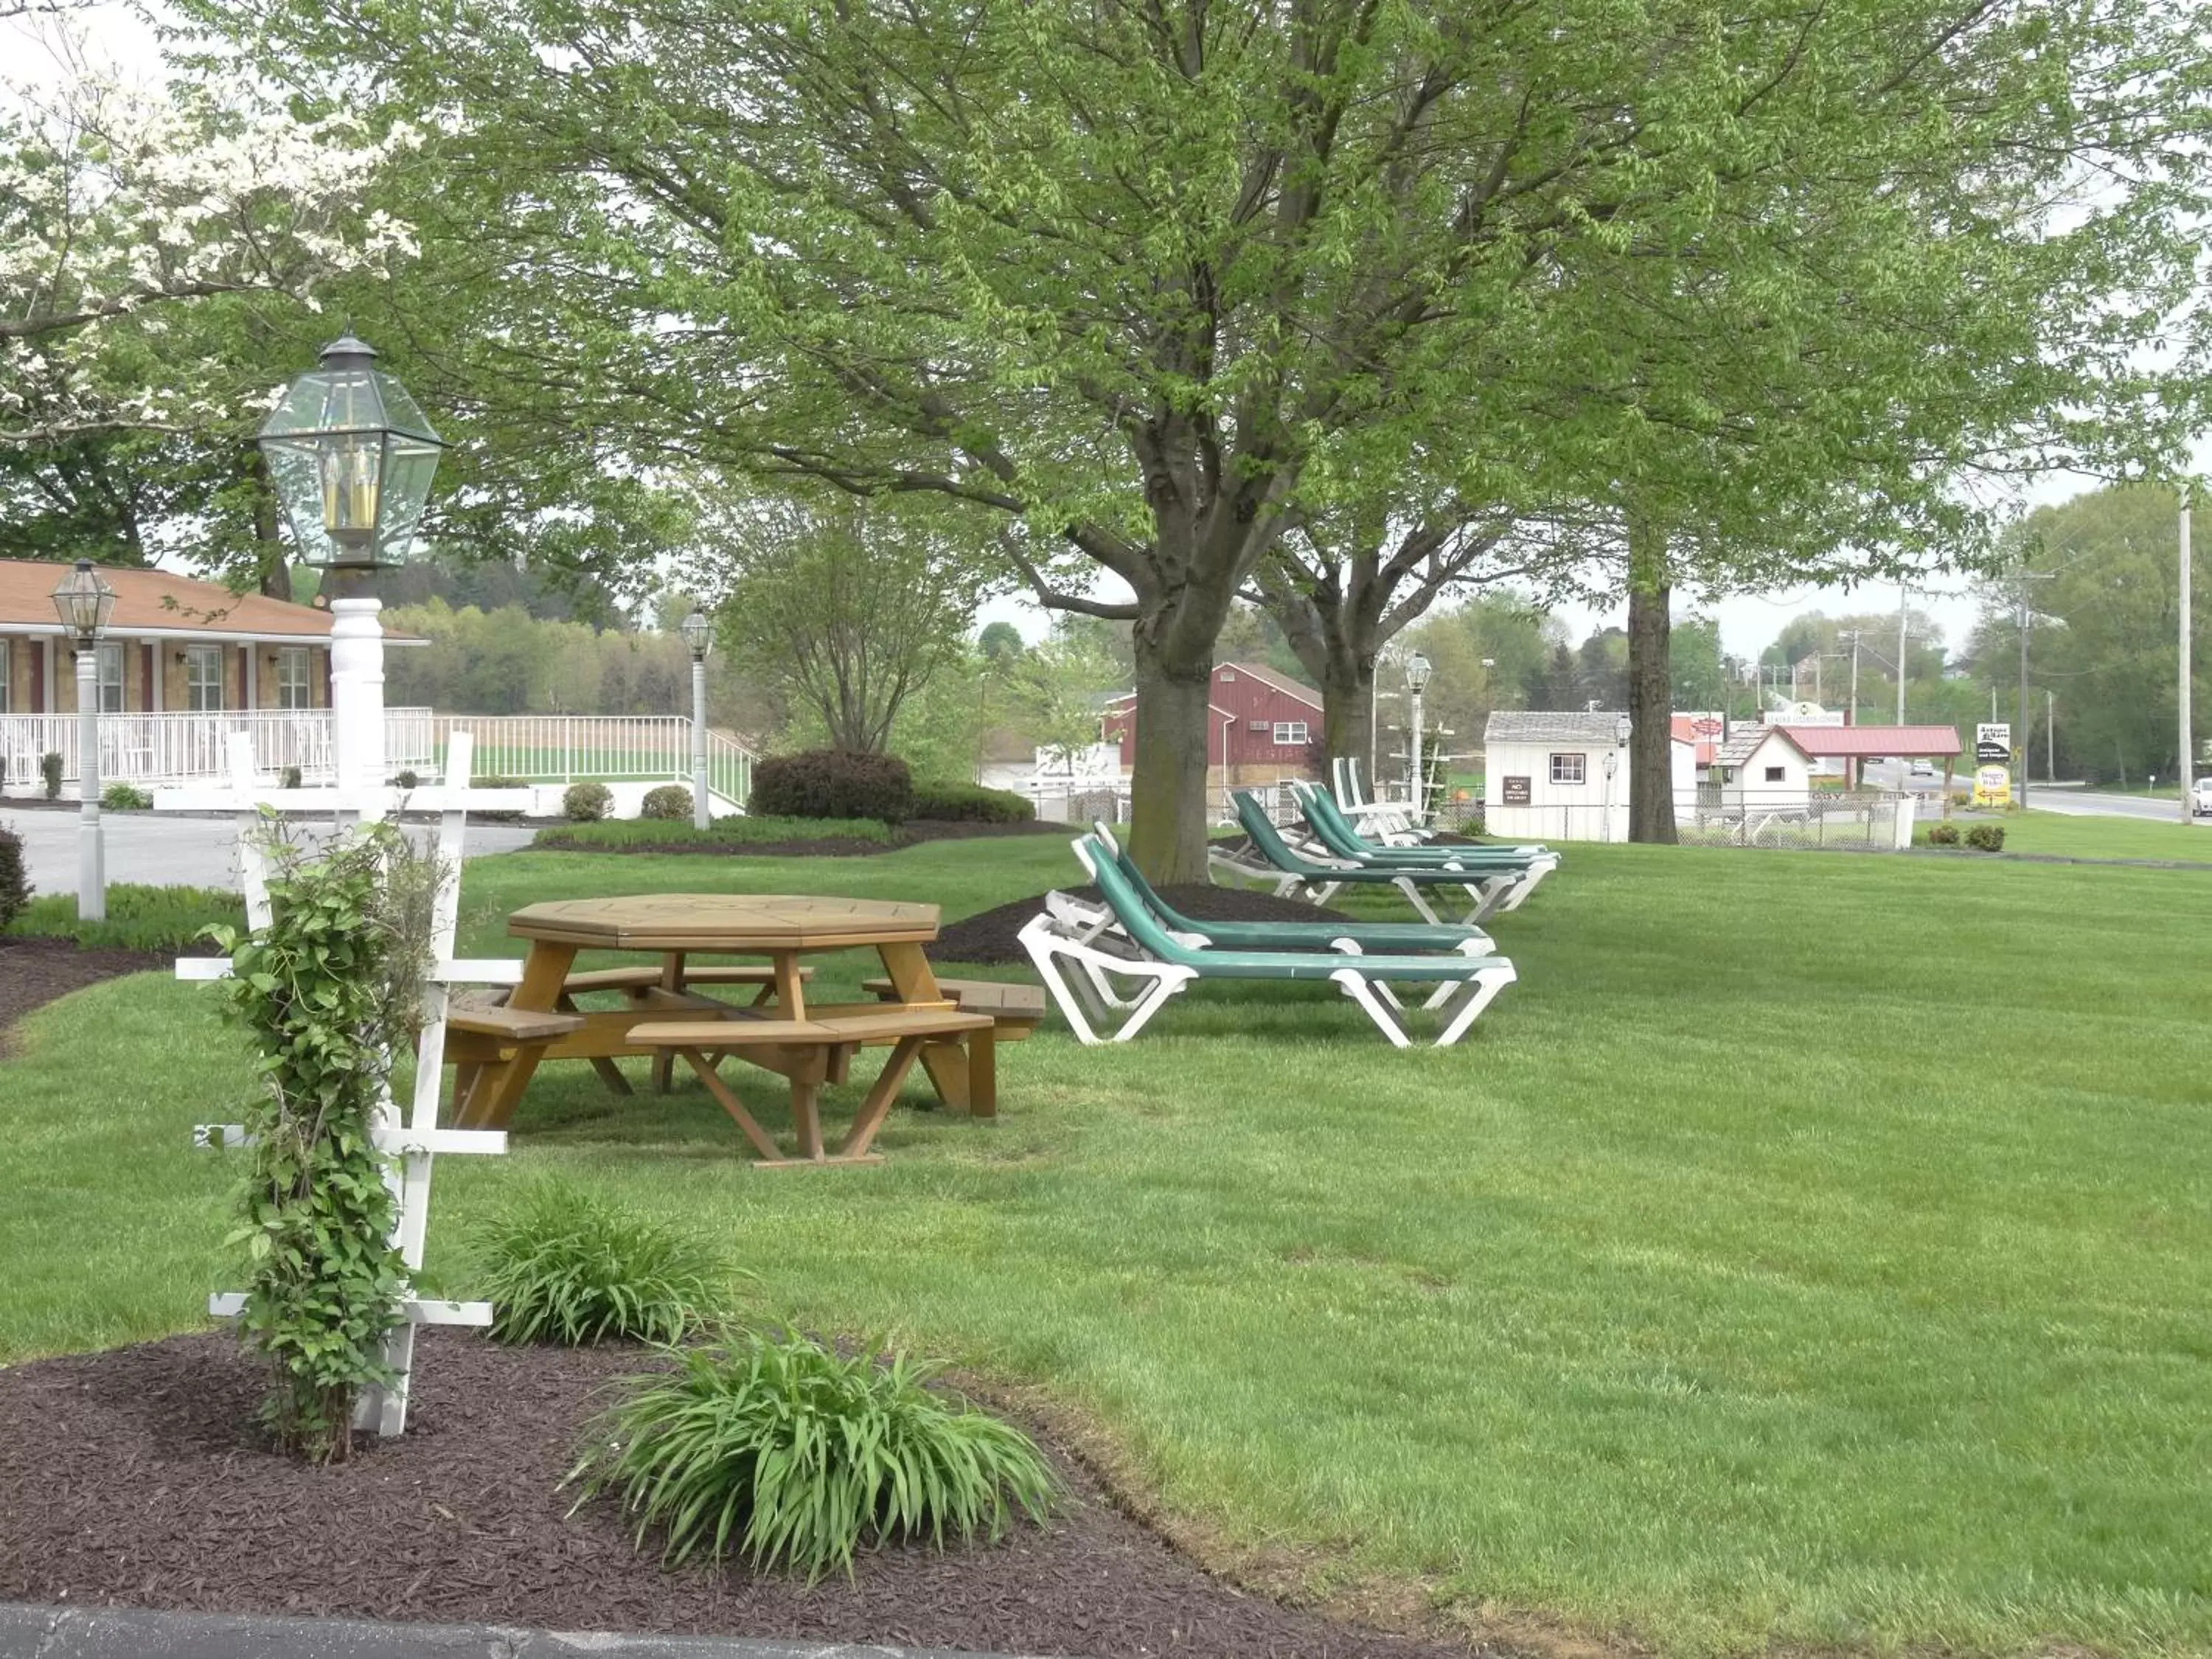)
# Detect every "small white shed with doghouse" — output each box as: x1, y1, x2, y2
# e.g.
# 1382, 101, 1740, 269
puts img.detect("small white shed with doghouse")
1708, 723, 1816, 815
